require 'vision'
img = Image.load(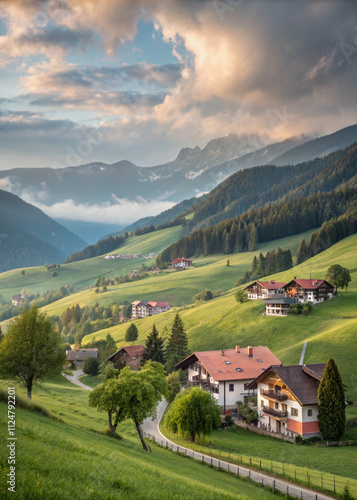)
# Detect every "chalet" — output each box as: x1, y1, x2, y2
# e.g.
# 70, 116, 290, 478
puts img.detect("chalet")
107, 345, 146, 370
65, 348, 98, 368
283, 278, 335, 304
171, 257, 193, 269
131, 300, 171, 319
11, 294, 25, 306
248, 363, 326, 439
175, 346, 281, 411
244, 280, 286, 300
264, 297, 297, 316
